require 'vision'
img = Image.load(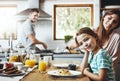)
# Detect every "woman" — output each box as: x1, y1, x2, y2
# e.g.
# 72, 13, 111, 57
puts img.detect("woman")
95, 10, 120, 81
95, 10, 120, 69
